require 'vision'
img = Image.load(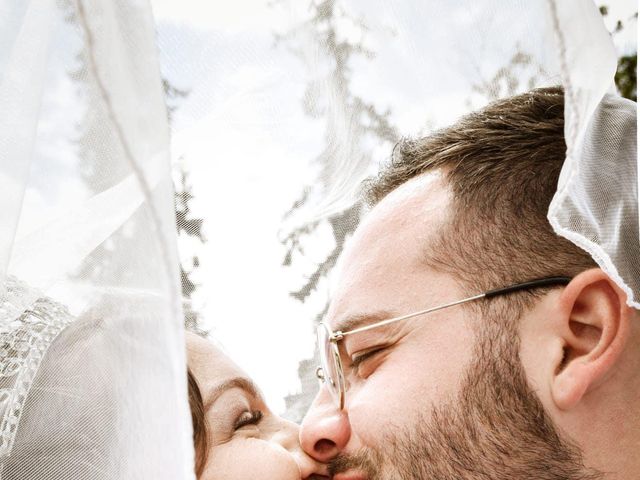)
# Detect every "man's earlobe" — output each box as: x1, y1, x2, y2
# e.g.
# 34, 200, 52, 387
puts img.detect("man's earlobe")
551, 269, 632, 411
